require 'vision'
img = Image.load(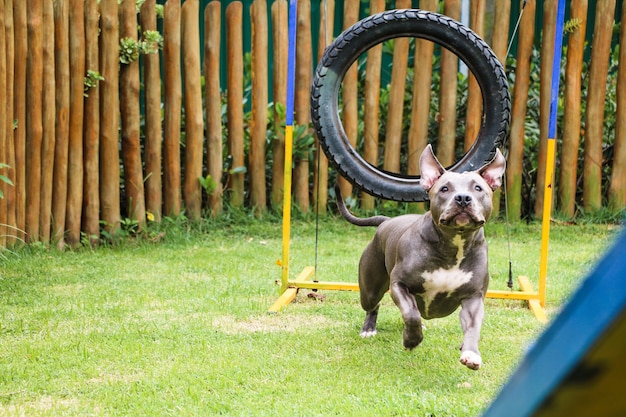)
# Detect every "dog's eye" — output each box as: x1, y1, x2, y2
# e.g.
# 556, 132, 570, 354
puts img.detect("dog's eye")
440, 186, 449, 192
475, 185, 483, 192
